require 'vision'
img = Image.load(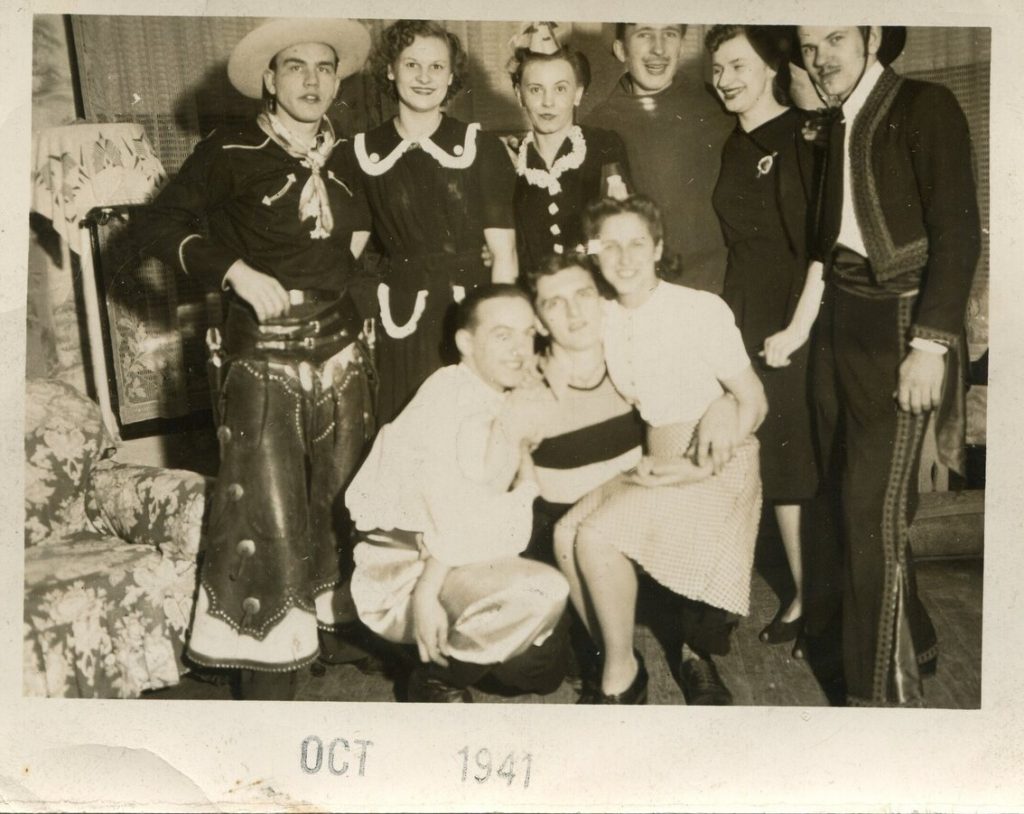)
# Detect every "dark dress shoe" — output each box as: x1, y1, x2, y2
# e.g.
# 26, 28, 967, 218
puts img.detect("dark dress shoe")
310, 654, 391, 678
759, 610, 803, 645
407, 666, 473, 703
594, 653, 648, 705
679, 656, 733, 705
571, 645, 603, 702
575, 678, 603, 704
